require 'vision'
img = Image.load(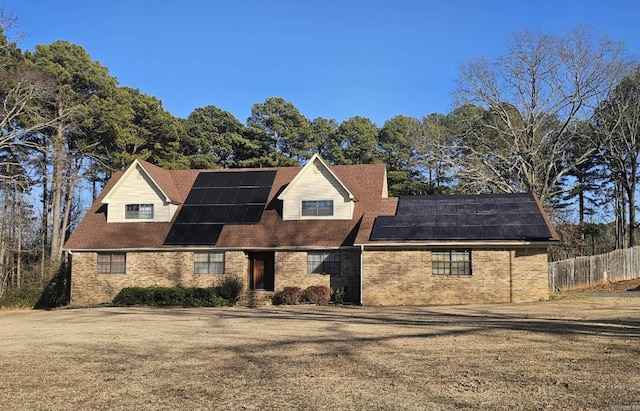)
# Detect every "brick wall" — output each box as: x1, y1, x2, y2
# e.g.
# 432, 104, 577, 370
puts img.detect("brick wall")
71, 249, 362, 305
72, 247, 545, 306
275, 251, 329, 290
70, 251, 248, 305
273, 249, 361, 303
362, 247, 549, 305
